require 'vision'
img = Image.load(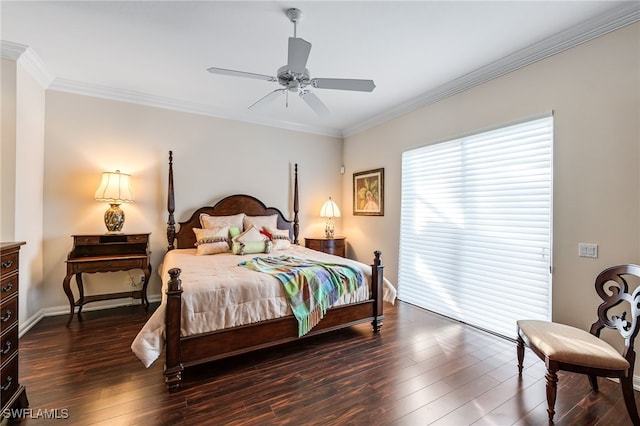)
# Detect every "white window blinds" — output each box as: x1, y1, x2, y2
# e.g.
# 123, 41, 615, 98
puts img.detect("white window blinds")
398, 115, 553, 339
